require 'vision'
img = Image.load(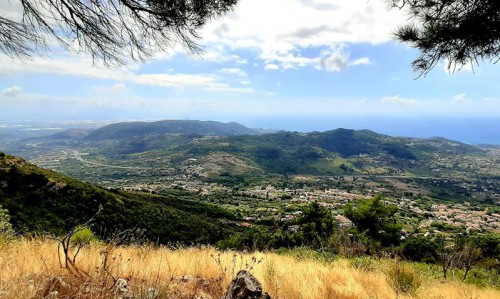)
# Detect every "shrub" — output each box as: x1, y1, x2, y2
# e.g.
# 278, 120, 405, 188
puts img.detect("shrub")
0, 205, 14, 243
387, 260, 422, 295
70, 225, 97, 247
350, 256, 376, 272
403, 236, 438, 262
